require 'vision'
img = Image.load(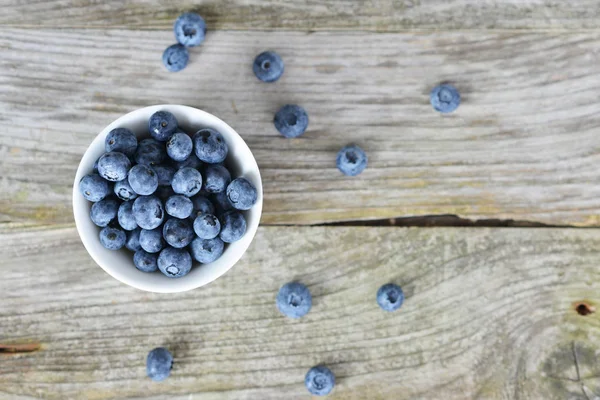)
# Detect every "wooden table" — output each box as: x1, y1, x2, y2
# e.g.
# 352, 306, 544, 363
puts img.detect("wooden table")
2, 1, 600, 399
